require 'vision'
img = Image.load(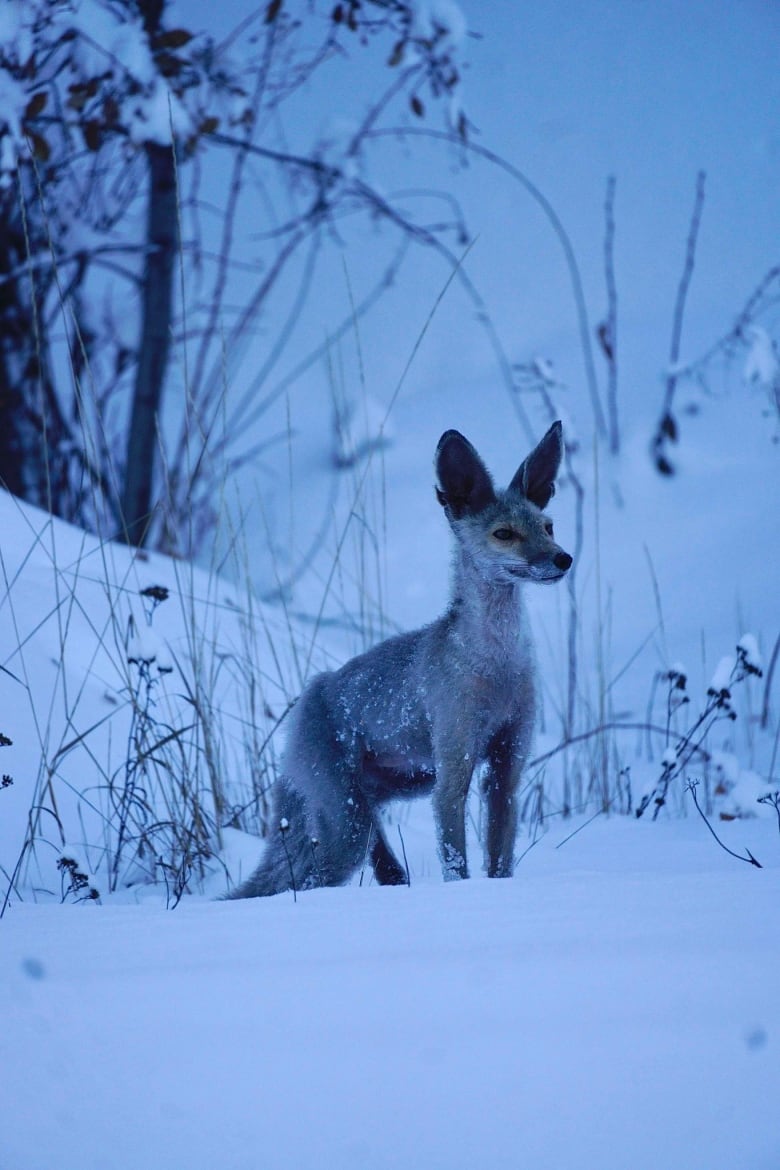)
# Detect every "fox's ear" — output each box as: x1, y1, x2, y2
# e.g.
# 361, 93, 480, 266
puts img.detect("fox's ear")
509, 420, 563, 509
435, 430, 496, 518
